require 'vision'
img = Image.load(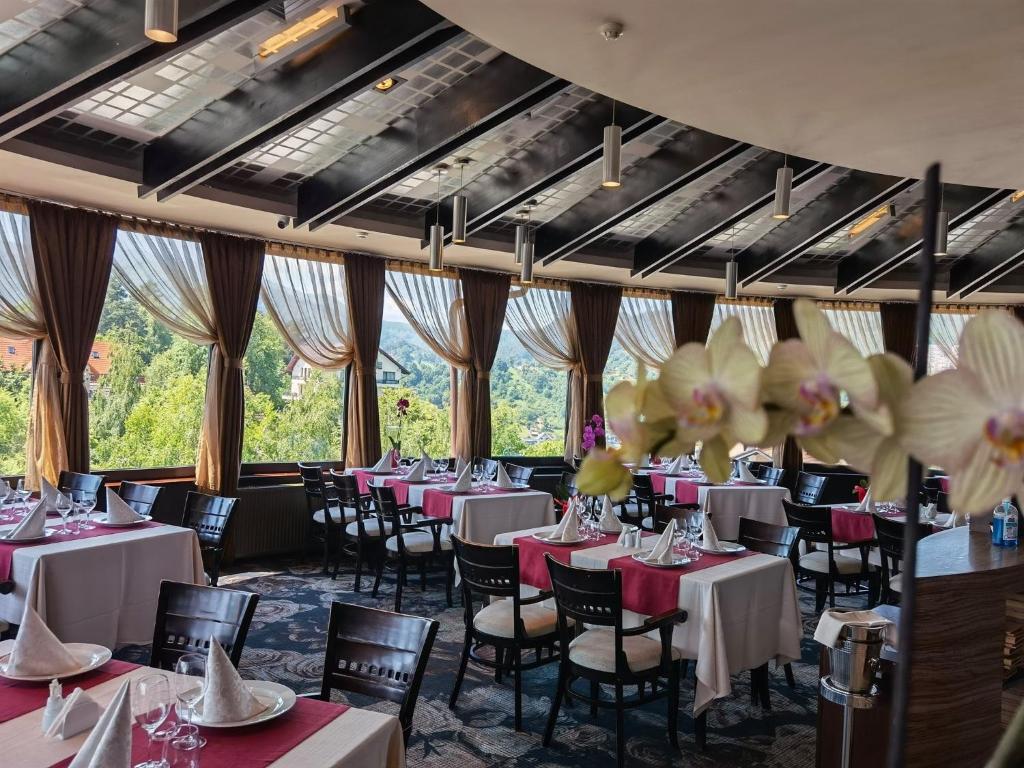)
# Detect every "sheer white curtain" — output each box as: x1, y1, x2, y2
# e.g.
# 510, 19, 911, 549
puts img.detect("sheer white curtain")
385, 268, 471, 459
505, 286, 582, 461
930, 312, 972, 371
615, 295, 675, 368
709, 301, 777, 365
822, 306, 884, 356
